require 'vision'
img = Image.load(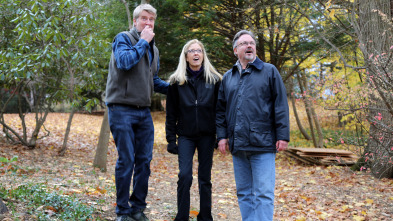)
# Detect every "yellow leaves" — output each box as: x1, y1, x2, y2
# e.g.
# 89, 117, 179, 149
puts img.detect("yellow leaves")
329, 9, 336, 19
352, 215, 365, 221
85, 186, 107, 195
339, 205, 351, 212
319, 213, 328, 220
365, 198, 373, 205
300, 195, 310, 201
306, 179, 317, 184
326, 0, 332, 10
295, 216, 306, 221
